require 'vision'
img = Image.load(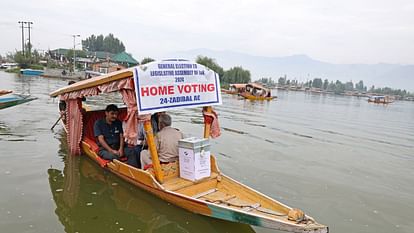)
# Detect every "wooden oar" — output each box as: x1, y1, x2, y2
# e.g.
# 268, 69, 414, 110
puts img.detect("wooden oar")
51, 116, 62, 130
